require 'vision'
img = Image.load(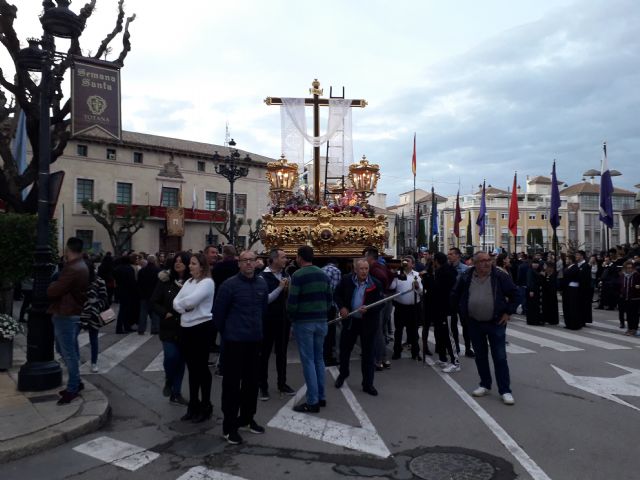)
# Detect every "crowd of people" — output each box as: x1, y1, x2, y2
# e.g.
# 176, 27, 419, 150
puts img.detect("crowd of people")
41, 235, 640, 442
